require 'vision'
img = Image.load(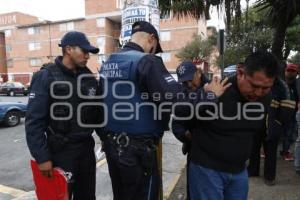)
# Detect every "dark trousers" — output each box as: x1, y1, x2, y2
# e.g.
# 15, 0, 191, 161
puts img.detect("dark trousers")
104, 136, 160, 200
248, 131, 265, 176
264, 120, 283, 181
264, 138, 279, 181
186, 153, 191, 200
182, 142, 191, 200
51, 137, 96, 200
248, 130, 280, 181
